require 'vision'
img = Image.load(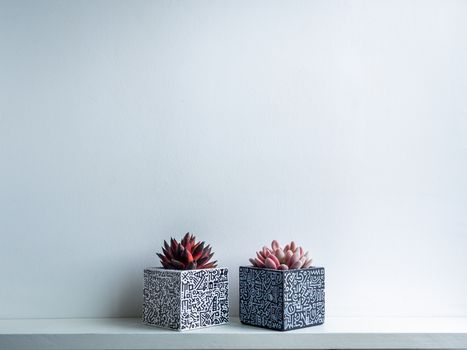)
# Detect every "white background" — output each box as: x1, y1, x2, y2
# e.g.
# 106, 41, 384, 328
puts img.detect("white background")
1, 0, 466, 319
